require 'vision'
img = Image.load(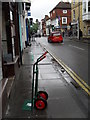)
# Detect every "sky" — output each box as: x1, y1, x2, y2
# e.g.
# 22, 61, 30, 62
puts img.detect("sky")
30, 0, 71, 22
